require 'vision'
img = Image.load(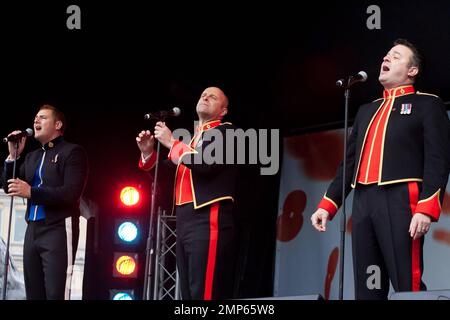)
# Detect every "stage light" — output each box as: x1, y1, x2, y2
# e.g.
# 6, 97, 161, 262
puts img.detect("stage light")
120, 186, 140, 207
116, 255, 136, 276
110, 289, 135, 300
108, 182, 148, 299
113, 252, 138, 278
112, 292, 133, 300
117, 221, 138, 243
